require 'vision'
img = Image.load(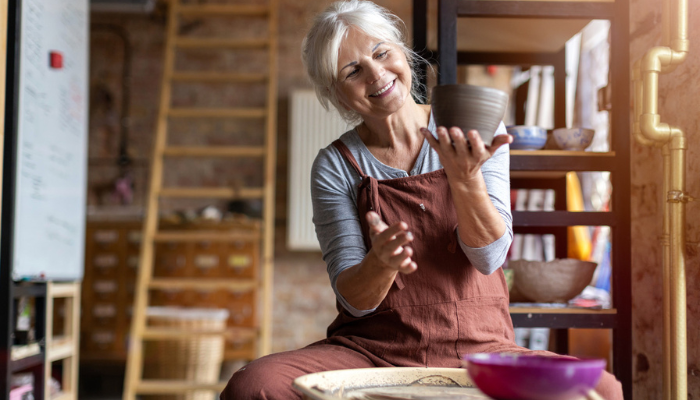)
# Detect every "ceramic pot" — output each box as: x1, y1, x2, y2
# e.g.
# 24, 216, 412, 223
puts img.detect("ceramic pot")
509, 258, 597, 303
431, 84, 509, 146
506, 125, 547, 150
553, 127, 595, 150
